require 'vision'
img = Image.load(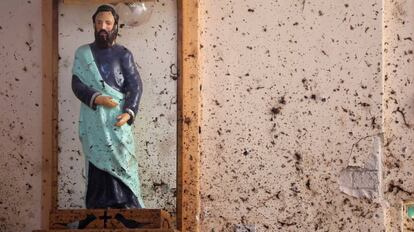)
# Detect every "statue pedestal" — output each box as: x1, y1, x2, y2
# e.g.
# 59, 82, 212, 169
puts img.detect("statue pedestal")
35, 230, 178, 232
34, 209, 177, 232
